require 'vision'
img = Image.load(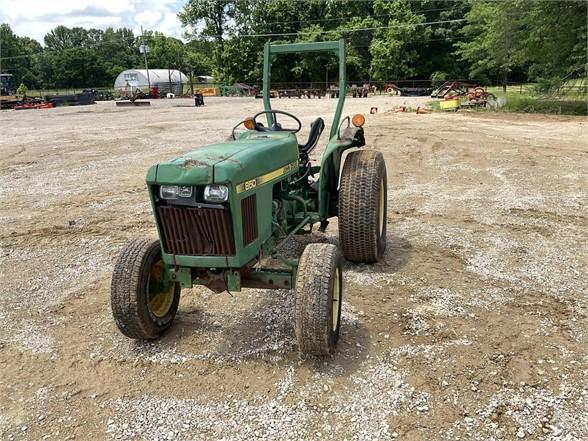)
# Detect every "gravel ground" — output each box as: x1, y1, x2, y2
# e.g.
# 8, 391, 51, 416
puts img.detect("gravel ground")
0, 96, 587, 440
